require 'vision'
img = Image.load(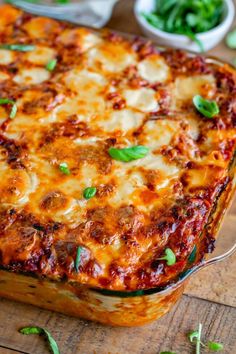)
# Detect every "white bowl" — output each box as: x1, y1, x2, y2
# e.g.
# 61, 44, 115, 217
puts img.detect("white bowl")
134, 0, 235, 52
